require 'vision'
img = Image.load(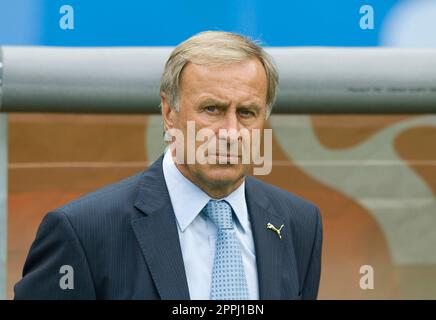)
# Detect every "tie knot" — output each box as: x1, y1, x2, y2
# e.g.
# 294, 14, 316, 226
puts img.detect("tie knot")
203, 200, 234, 230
